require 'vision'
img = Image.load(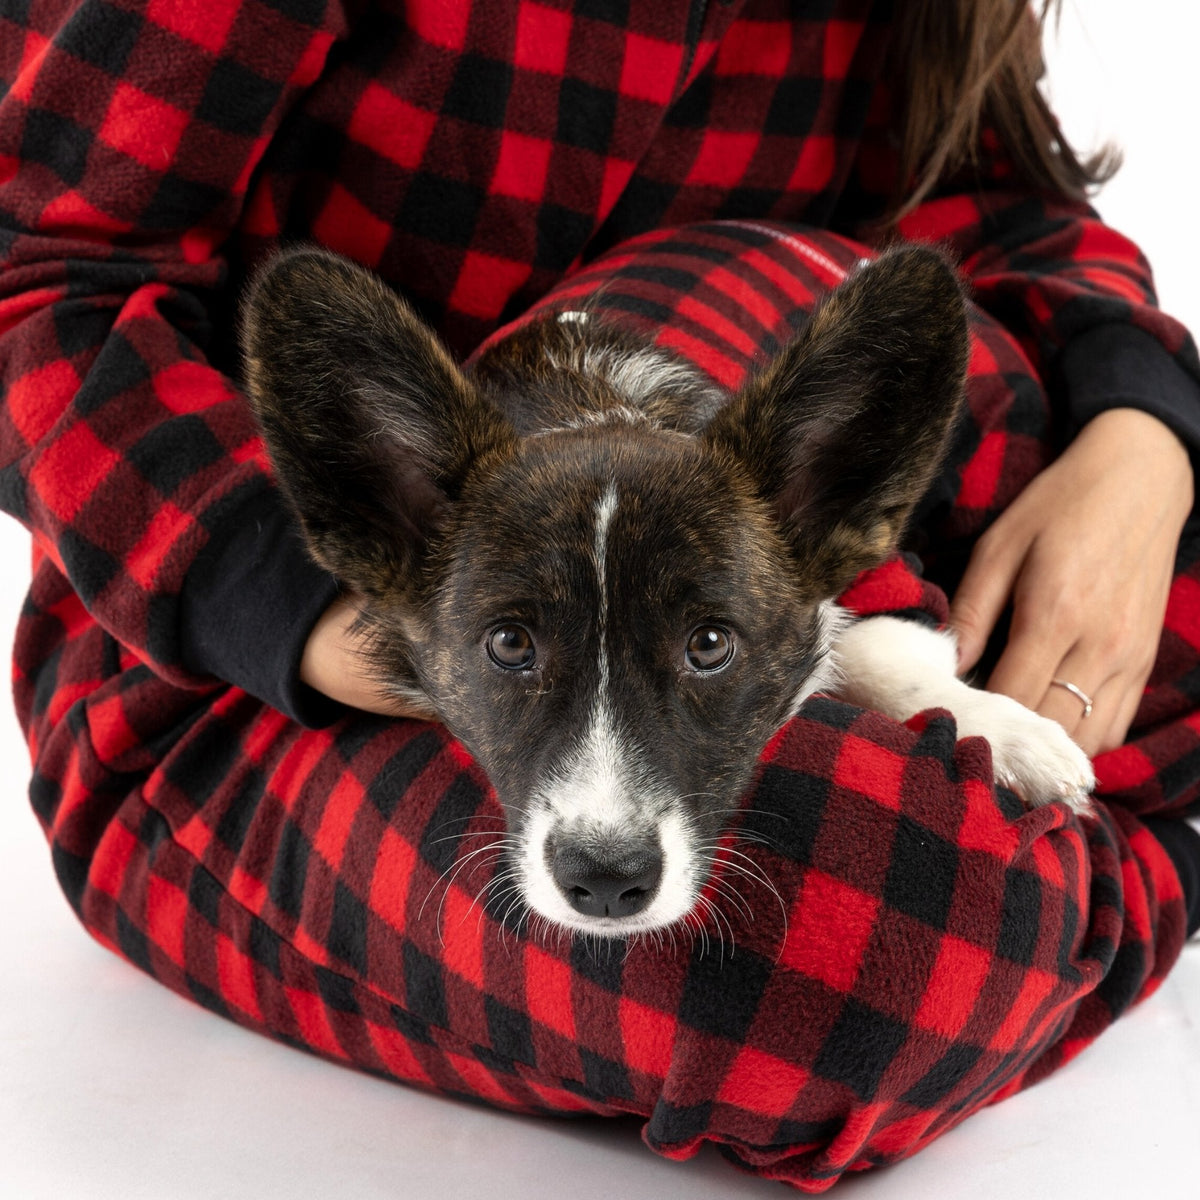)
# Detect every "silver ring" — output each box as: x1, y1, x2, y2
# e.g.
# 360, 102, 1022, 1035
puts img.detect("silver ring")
1051, 679, 1093, 719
